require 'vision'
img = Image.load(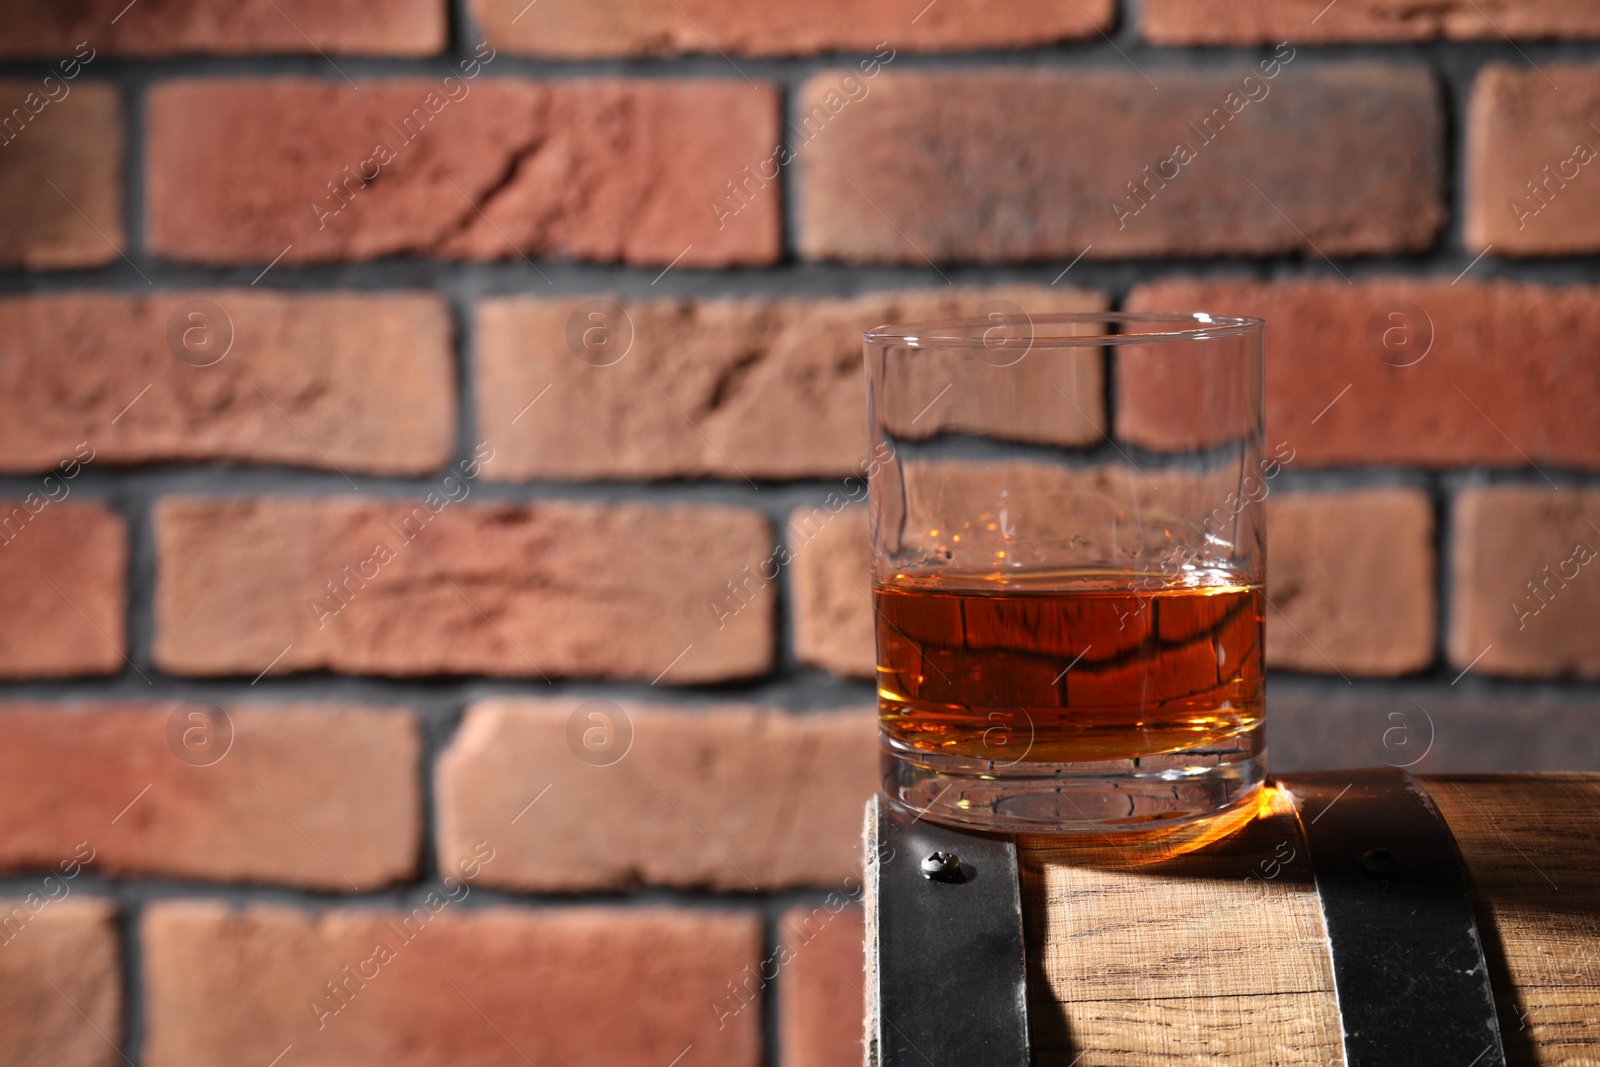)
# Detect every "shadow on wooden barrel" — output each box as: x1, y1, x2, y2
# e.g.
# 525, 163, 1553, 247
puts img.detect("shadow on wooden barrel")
1011, 774, 1599, 1066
